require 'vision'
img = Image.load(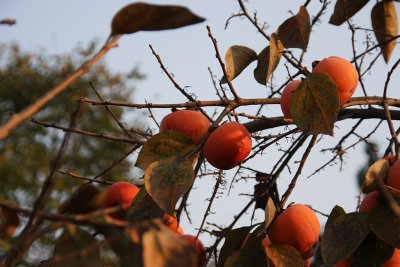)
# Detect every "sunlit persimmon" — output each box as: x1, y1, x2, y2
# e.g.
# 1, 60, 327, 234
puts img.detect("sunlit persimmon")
312, 56, 358, 104
359, 191, 383, 212
103, 182, 140, 219
181, 234, 206, 267
163, 214, 184, 235
203, 121, 252, 170
160, 109, 210, 144
387, 159, 400, 191
280, 79, 302, 119
383, 249, 400, 267
268, 204, 320, 254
